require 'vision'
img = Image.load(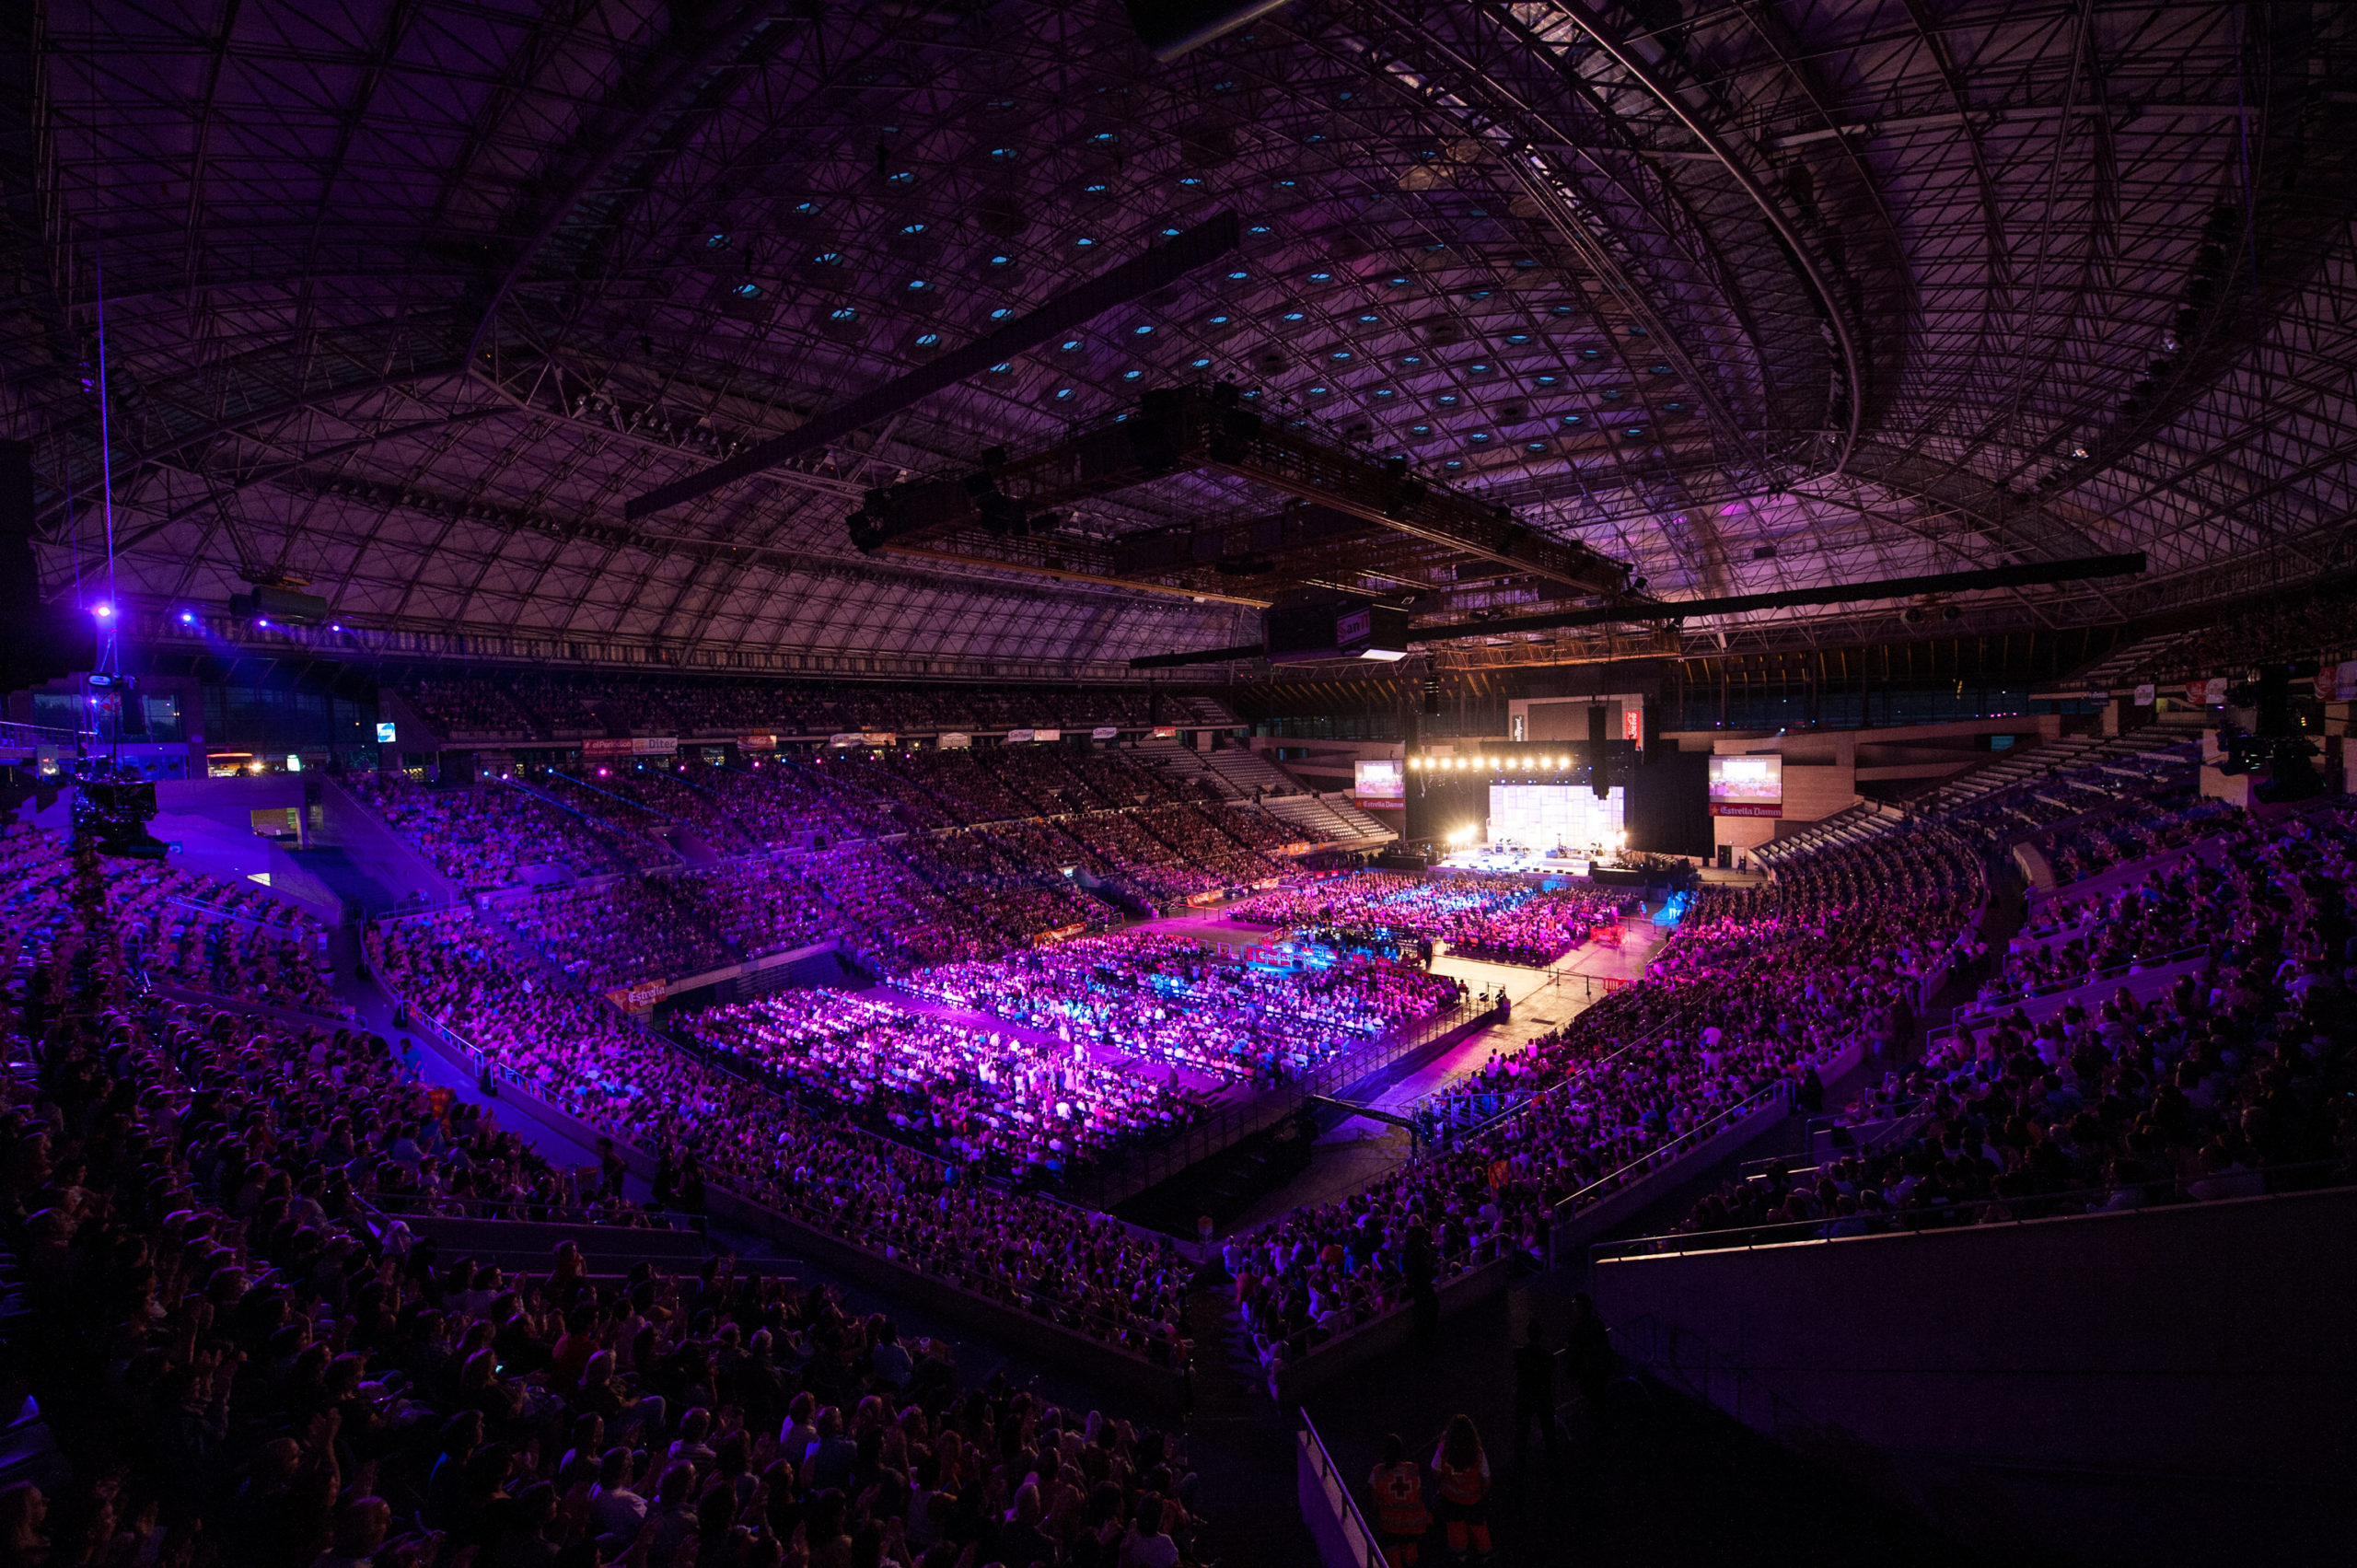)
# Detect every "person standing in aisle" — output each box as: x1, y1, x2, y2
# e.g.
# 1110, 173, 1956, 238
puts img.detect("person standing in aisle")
1431, 1414, 1493, 1563
1367, 1433, 1432, 1568
1510, 1319, 1563, 1464
1564, 1292, 1614, 1440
